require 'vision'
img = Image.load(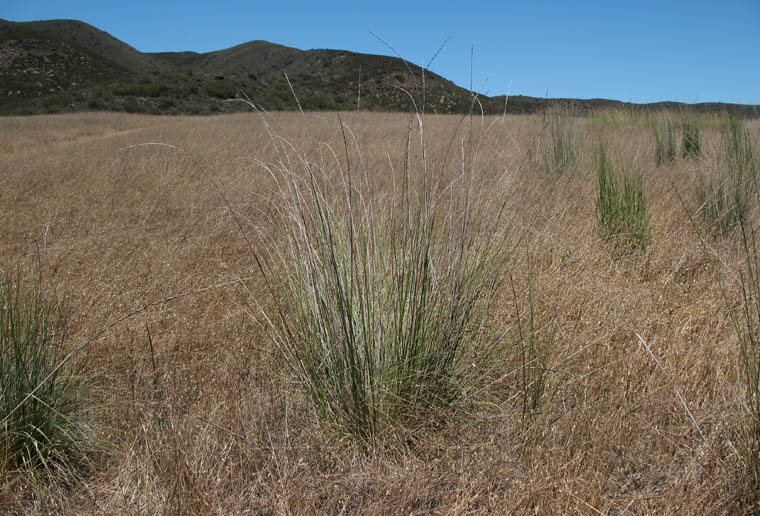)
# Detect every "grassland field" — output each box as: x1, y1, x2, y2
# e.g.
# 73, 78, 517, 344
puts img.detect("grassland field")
1, 110, 759, 514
